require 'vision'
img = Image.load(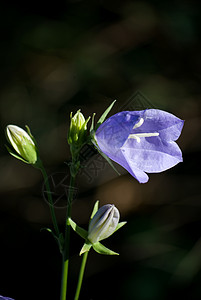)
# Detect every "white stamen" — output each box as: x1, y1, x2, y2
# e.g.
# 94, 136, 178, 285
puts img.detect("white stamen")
130, 117, 159, 143
133, 118, 144, 129
129, 132, 159, 143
